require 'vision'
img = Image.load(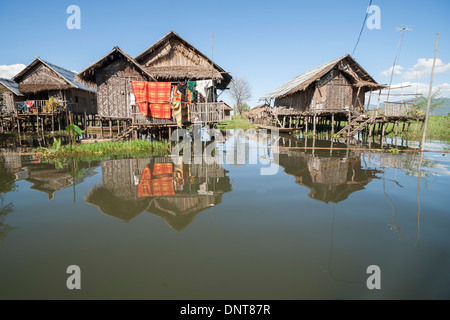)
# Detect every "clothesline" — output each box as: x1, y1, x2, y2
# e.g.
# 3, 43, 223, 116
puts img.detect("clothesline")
130, 80, 216, 127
